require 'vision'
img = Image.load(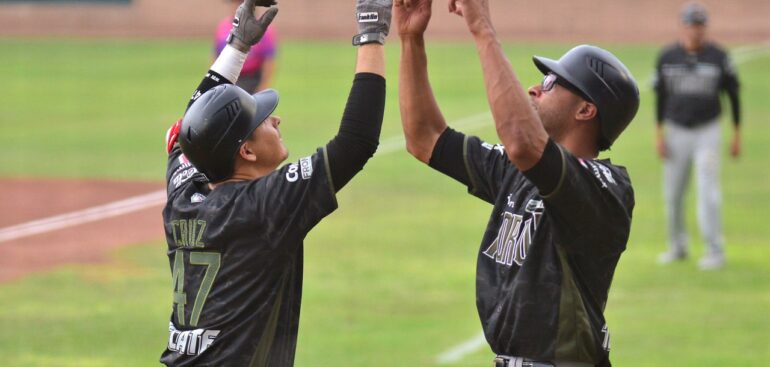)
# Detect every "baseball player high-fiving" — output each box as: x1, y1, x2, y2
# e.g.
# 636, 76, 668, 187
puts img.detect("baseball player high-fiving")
396, 0, 638, 366
160, 0, 391, 365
